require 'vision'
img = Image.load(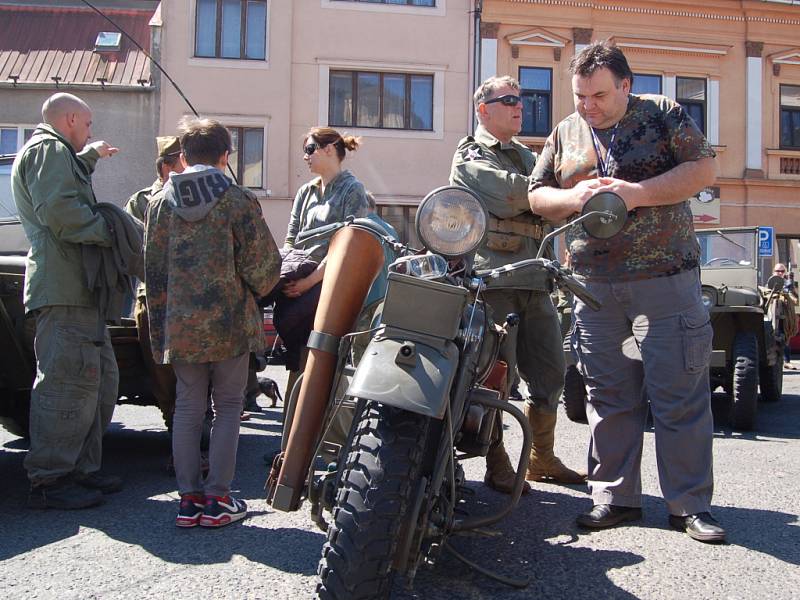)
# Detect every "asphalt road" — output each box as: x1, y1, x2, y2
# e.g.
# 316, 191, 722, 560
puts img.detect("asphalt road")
1, 366, 798, 599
